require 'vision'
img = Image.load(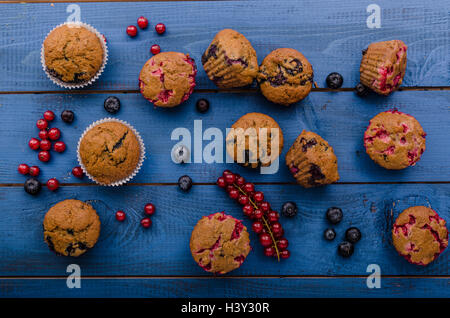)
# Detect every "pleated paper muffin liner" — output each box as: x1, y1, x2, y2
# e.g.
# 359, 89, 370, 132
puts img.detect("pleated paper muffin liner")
41, 21, 108, 89
77, 118, 146, 186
